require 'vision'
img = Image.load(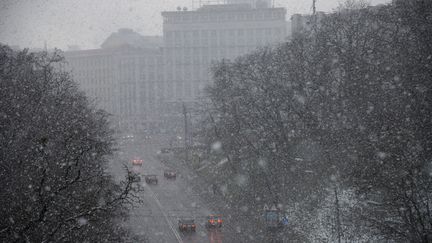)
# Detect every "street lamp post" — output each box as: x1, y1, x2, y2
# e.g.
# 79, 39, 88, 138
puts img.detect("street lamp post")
183, 102, 188, 162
